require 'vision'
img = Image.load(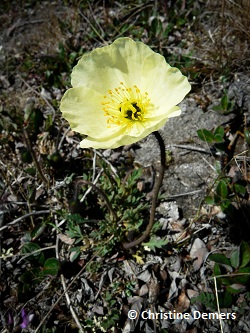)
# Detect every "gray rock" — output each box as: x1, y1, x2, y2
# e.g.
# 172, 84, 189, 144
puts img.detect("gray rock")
133, 97, 233, 217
